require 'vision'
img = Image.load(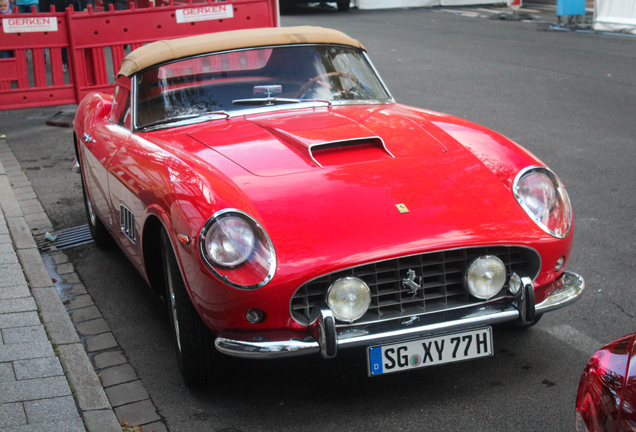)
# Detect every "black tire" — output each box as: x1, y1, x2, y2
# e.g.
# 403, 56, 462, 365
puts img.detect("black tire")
80, 168, 113, 248
337, 1, 350, 11
161, 230, 220, 386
